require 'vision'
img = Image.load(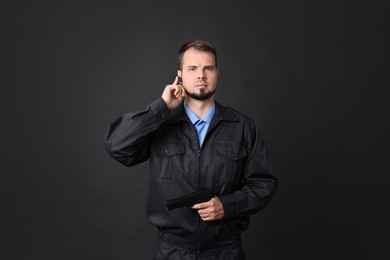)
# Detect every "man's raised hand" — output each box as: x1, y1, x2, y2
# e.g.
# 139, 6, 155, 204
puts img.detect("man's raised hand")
162, 76, 185, 110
